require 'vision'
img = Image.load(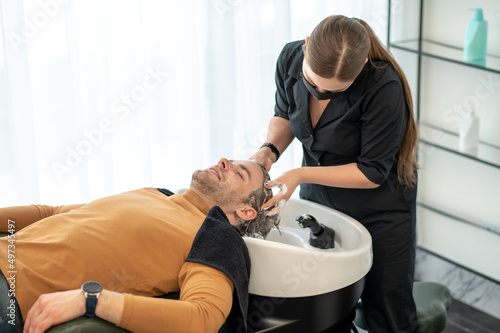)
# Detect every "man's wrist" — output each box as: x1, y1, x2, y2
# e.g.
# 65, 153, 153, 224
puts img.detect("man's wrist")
95, 290, 125, 325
